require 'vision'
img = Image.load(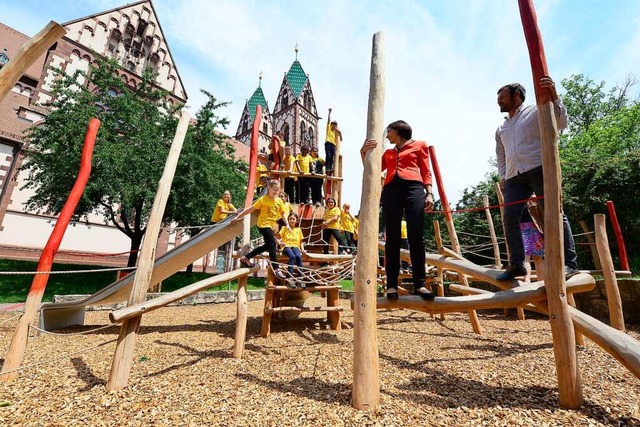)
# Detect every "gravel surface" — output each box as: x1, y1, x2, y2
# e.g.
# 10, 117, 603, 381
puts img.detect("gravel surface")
1, 297, 639, 426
